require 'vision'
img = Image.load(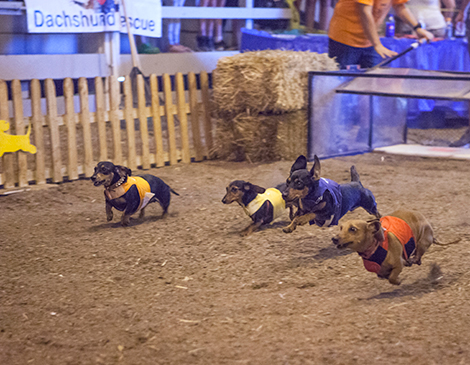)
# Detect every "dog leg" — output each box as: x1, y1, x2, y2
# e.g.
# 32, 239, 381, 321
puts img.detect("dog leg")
241, 221, 263, 237
410, 227, 434, 266
283, 213, 317, 233
387, 266, 402, 285
139, 208, 146, 219
106, 201, 113, 222
121, 213, 131, 226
